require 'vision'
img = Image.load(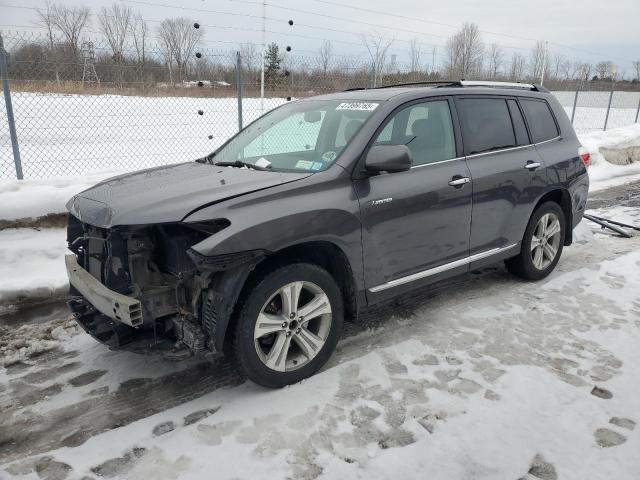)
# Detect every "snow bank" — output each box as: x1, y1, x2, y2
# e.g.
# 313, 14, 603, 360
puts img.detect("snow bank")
578, 124, 640, 191
0, 228, 69, 306
0, 172, 118, 221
